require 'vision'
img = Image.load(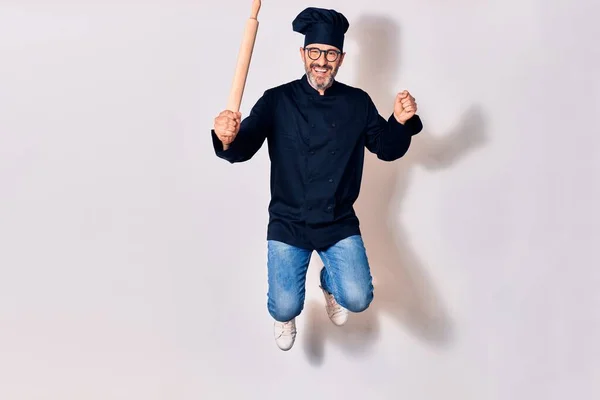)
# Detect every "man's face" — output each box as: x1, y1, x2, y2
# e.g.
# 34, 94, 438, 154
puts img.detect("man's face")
300, 43, 345, 92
